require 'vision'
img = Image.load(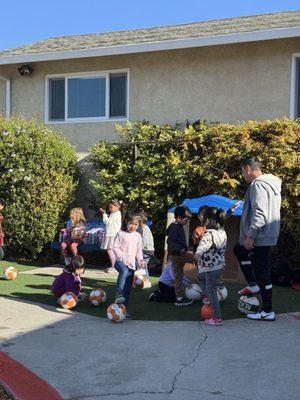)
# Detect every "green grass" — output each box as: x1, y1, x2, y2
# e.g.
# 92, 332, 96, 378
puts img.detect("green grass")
1, 261, 300, 321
